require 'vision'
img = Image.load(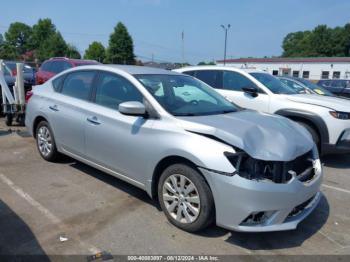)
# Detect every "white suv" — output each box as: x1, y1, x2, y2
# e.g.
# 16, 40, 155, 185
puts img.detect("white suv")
175, 66, 350, 155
